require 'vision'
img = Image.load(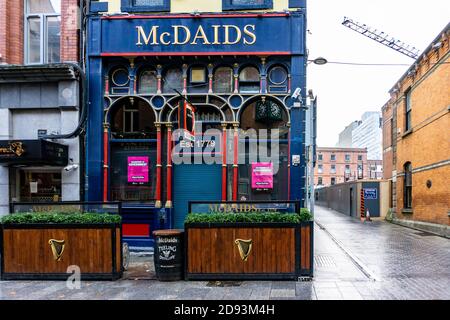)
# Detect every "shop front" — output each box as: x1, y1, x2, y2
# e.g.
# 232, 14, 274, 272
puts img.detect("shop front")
86, 12, 307, 248
0, 64, 81, 215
